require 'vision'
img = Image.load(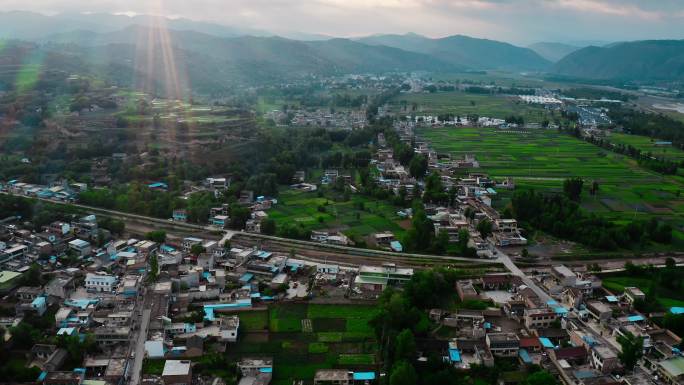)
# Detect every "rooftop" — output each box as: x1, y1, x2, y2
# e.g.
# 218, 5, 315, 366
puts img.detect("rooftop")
162, 360, 192, 376
659, 356, 684, 377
